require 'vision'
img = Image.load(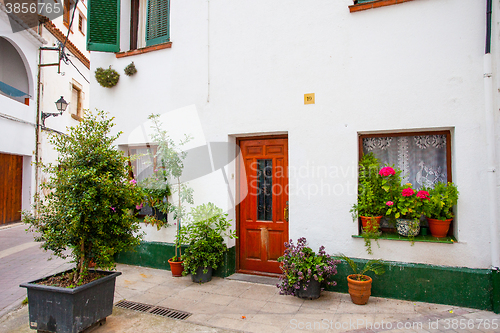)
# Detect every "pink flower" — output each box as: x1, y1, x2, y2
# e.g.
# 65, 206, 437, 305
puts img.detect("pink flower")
136, 203, 143, 210
402, 188, 415, 197
417, 190, 430, 200
386, 201, 394, 206
379, 167, 396, 177
110, 207, 116, 212
129, 179, 137, 185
